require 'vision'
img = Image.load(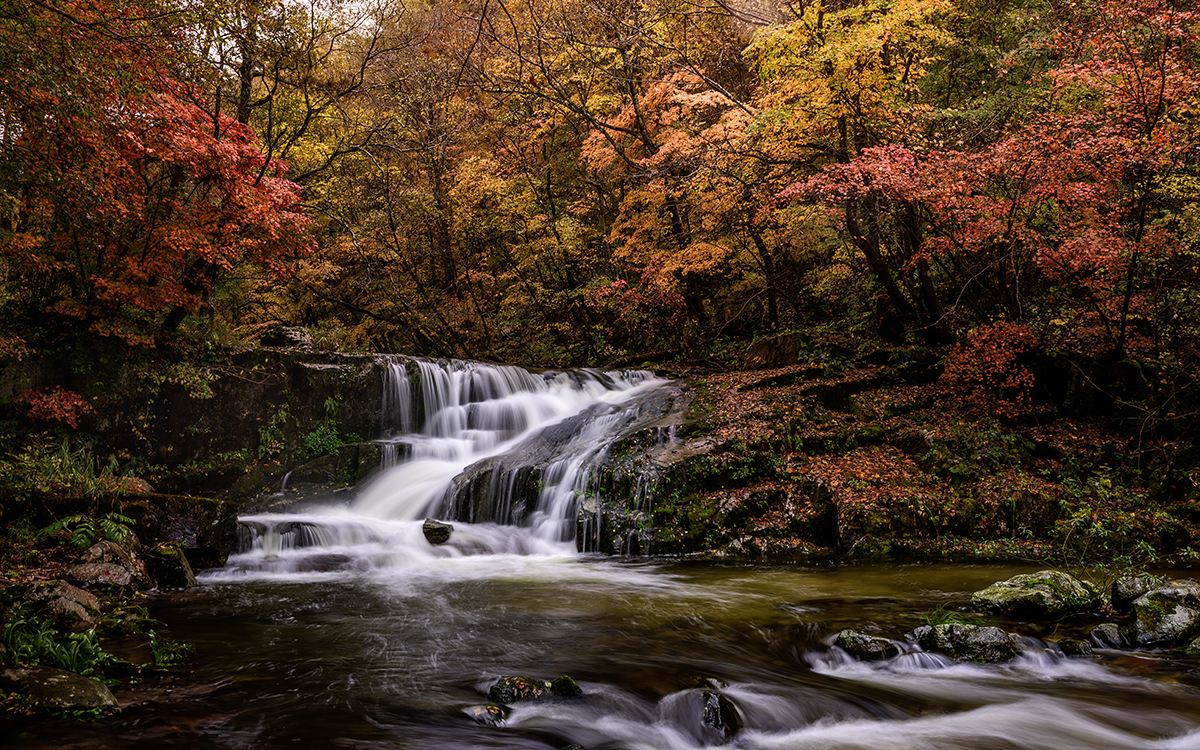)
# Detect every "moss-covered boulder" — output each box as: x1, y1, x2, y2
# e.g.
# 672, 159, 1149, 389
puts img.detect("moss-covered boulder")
1131, 580, 1200, 647
970, 570, 1100, 620
0, 666, 117, 710
911, 623, 1020, 663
